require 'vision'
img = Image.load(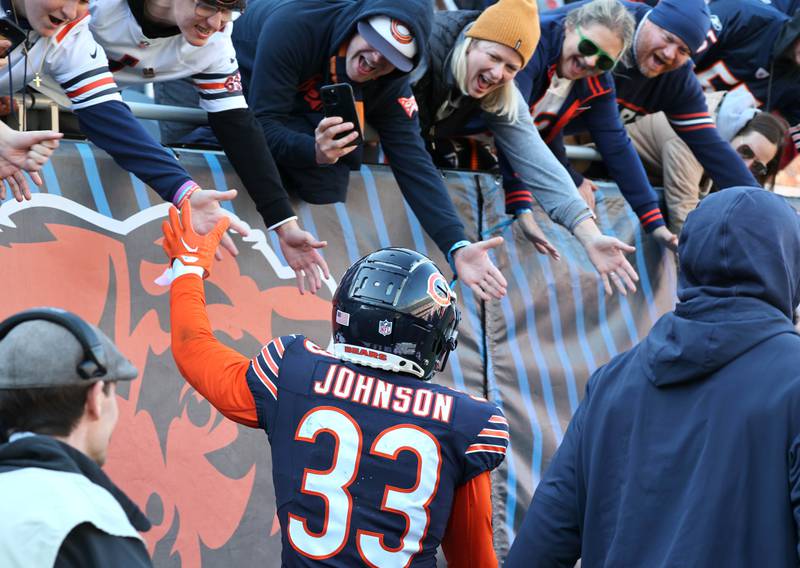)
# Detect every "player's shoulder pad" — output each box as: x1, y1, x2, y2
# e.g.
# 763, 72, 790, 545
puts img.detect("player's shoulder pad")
463, 398, 508, 474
